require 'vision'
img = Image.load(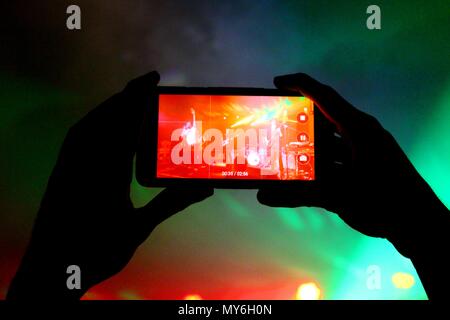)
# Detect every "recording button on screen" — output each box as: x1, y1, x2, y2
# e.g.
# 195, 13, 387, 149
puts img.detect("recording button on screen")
297, 113, 308, 123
